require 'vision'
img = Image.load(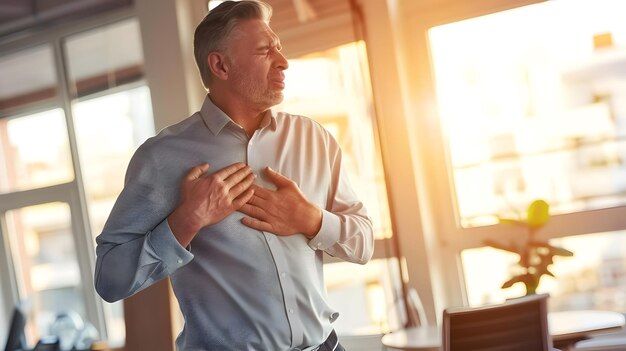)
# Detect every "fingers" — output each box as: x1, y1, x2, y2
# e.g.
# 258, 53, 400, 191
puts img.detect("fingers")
250, 184, 271, 199
246, 193, 266, 208
229, 174, 256, 201
185, 163, 210, 181
241, 216, 272, 232
214, 162, 248, 181
264, 167, 294, 188
223, 164, 253, 189
232, 188, 255, 209
239, 203, 266, 220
